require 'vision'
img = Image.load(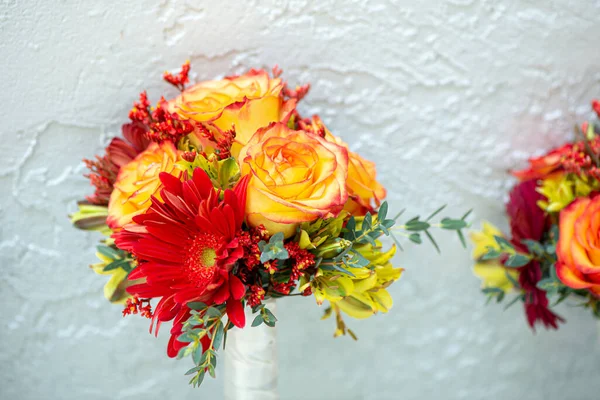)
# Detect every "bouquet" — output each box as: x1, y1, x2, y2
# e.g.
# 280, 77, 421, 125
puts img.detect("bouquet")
71, 62, 468, 387
470, 99, 600, 330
